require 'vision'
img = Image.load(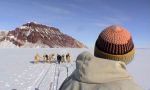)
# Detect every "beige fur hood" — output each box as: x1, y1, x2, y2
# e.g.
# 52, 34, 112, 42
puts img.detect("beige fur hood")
73, 51, 132, 83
